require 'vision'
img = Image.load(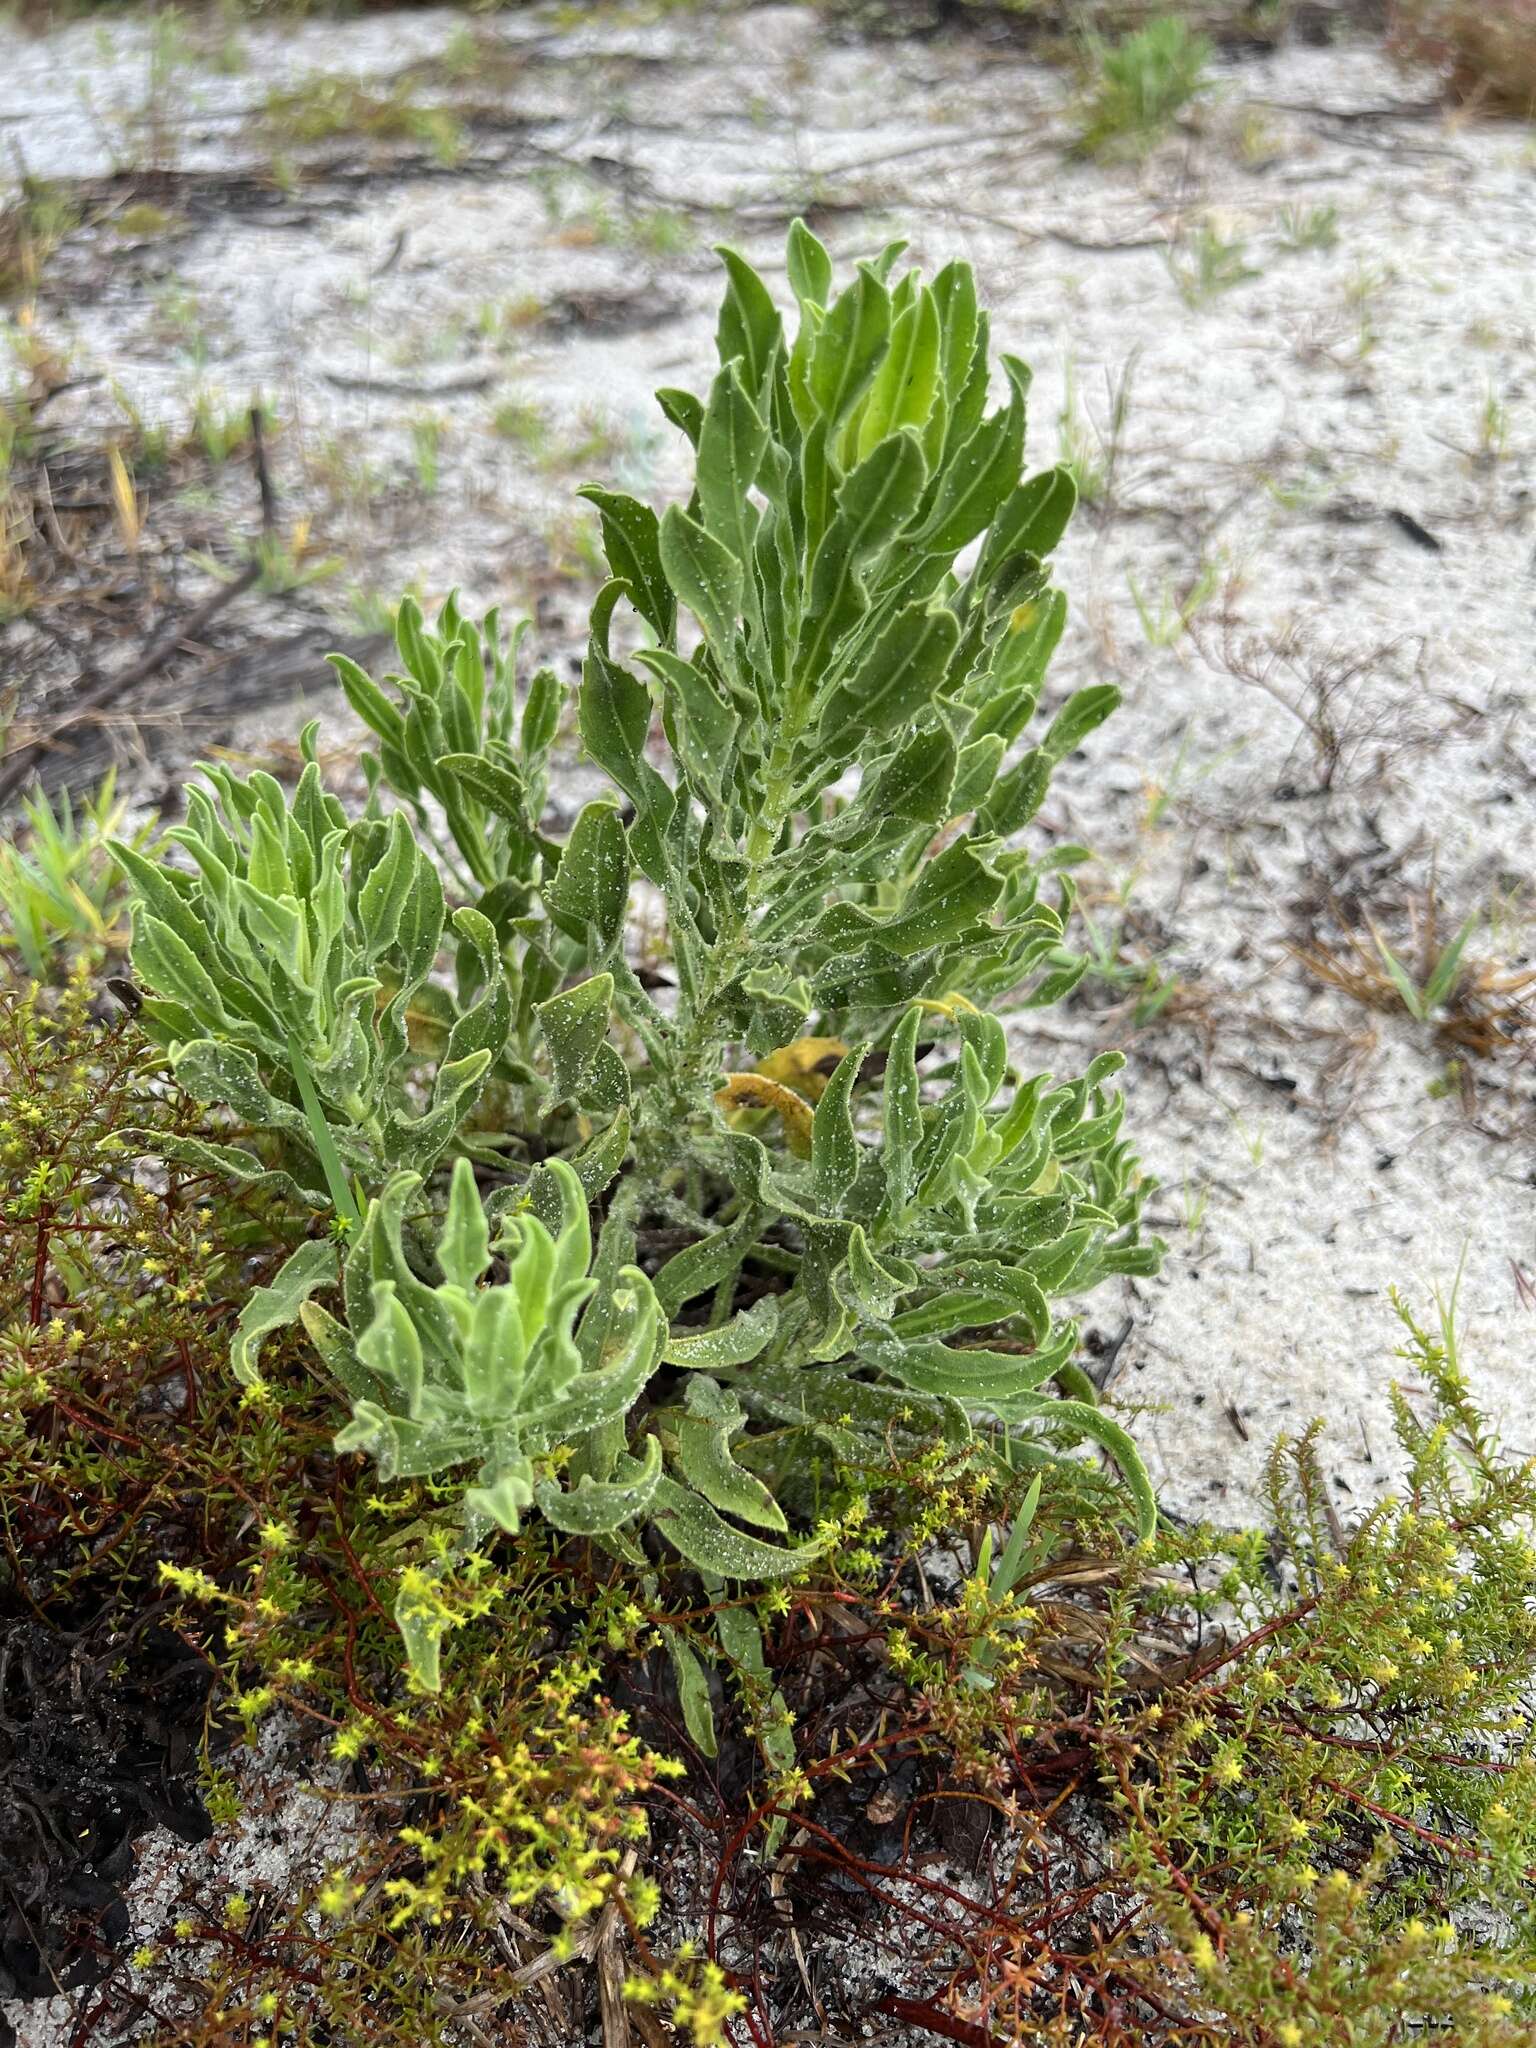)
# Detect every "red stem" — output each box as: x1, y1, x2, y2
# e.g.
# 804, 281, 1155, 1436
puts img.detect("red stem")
30, 1203, 51, 1325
